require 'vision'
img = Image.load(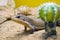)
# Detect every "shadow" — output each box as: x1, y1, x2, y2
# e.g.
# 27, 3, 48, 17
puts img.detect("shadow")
16, 30, 34, 36
16, 28, 45, 36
